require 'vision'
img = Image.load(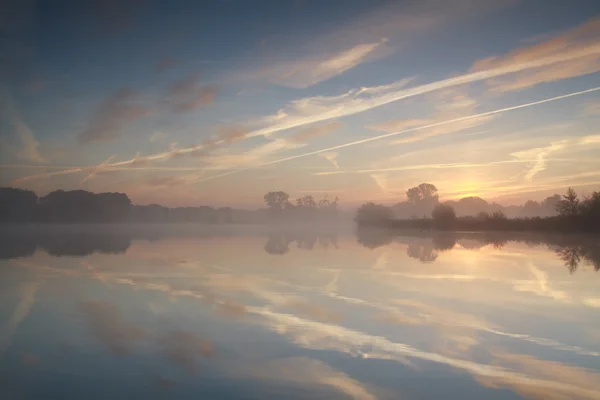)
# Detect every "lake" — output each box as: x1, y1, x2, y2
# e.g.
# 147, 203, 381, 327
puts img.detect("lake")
1, 225, 599, 399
